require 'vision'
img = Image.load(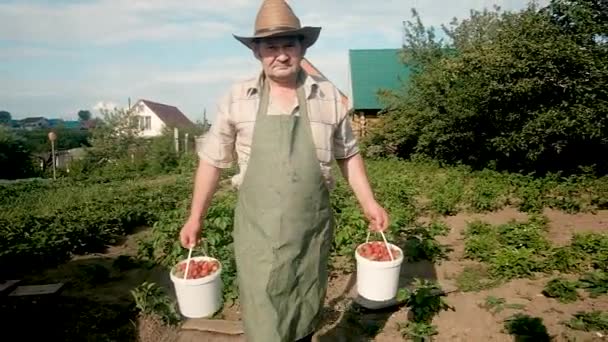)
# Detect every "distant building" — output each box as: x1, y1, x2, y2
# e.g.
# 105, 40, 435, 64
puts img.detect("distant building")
348, 49, 412, 137
18, 117, 50, 130
131, 99, 196, 137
